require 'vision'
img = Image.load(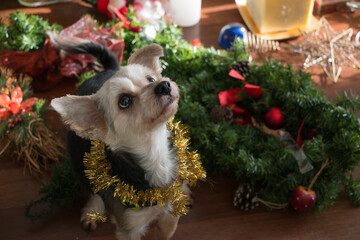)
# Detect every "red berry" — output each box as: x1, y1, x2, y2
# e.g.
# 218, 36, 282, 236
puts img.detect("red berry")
291, 185, 316, 212
15, 116, 22, 123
